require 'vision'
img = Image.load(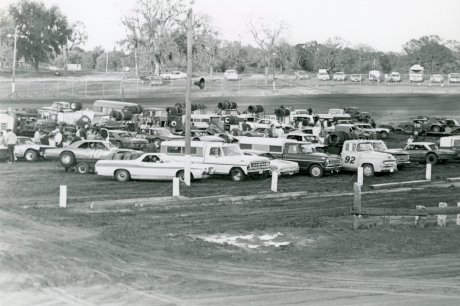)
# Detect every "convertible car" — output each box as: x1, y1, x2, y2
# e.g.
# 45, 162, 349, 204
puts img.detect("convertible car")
95, 152, 212, 182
